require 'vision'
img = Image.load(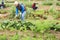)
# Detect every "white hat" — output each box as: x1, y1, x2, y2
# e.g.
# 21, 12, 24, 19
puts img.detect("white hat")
14, 1, 19, 5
